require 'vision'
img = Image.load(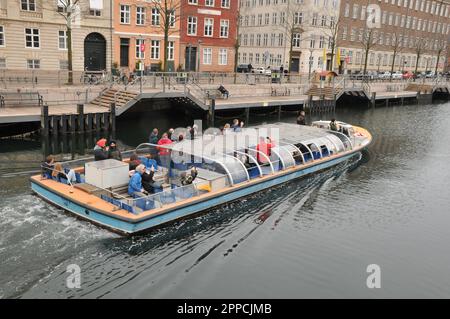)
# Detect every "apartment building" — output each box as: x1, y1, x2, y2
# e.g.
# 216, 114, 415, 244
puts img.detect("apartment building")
238, 0, 341, 74
179, 0, 238, 72
0, 0, 113, 71
113, 0, 180, 73
338, 0, 450, 73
